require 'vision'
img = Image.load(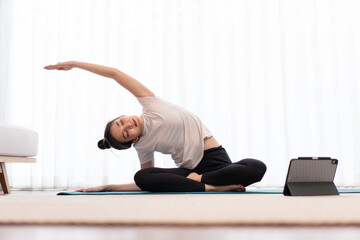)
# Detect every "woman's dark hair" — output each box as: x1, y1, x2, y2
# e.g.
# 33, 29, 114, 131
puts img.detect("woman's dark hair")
97, 117, 133, 150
